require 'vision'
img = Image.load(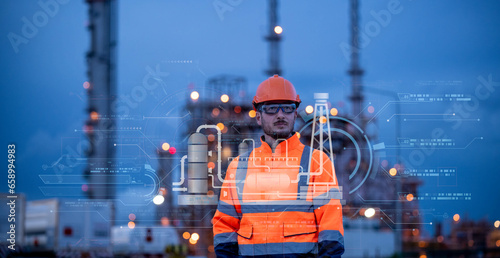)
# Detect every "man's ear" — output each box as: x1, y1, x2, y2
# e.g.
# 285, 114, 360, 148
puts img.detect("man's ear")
256, 111, 262, 126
